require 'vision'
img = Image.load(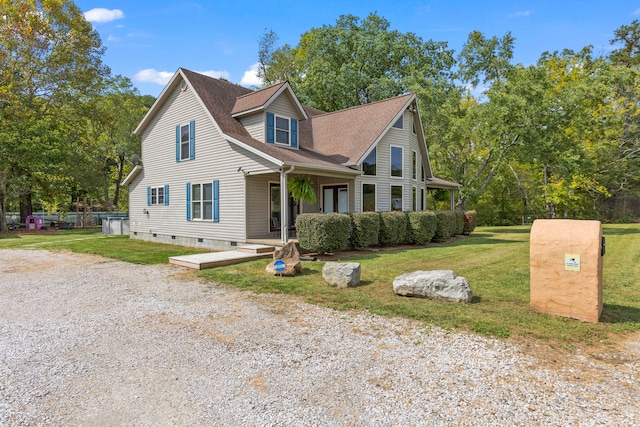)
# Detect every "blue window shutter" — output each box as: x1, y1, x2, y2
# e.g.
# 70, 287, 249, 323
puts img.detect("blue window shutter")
147, 186, 151, 206
189, 120, 195, 160
266, 112, 274, 144
164, 184, 169, 205
213, 180, 220, 223
186, 182, 191, 221
175, 125, 180, 162
291, 118, 298, 148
